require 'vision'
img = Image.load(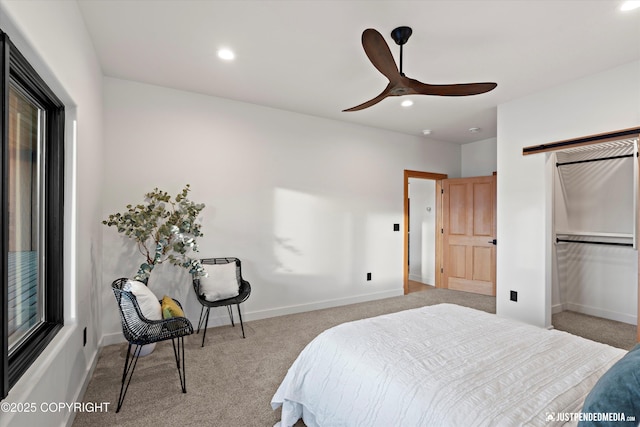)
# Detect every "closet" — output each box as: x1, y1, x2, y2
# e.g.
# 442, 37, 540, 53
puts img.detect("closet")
552, 137, 638, 326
